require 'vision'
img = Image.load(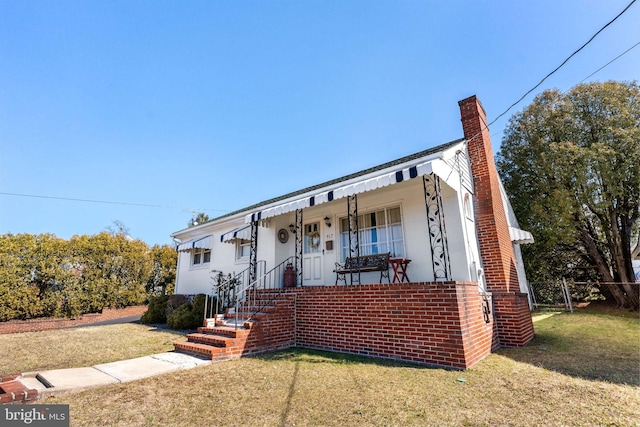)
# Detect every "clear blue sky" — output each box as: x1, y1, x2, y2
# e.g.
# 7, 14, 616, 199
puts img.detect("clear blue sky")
1, 0, 638, 246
